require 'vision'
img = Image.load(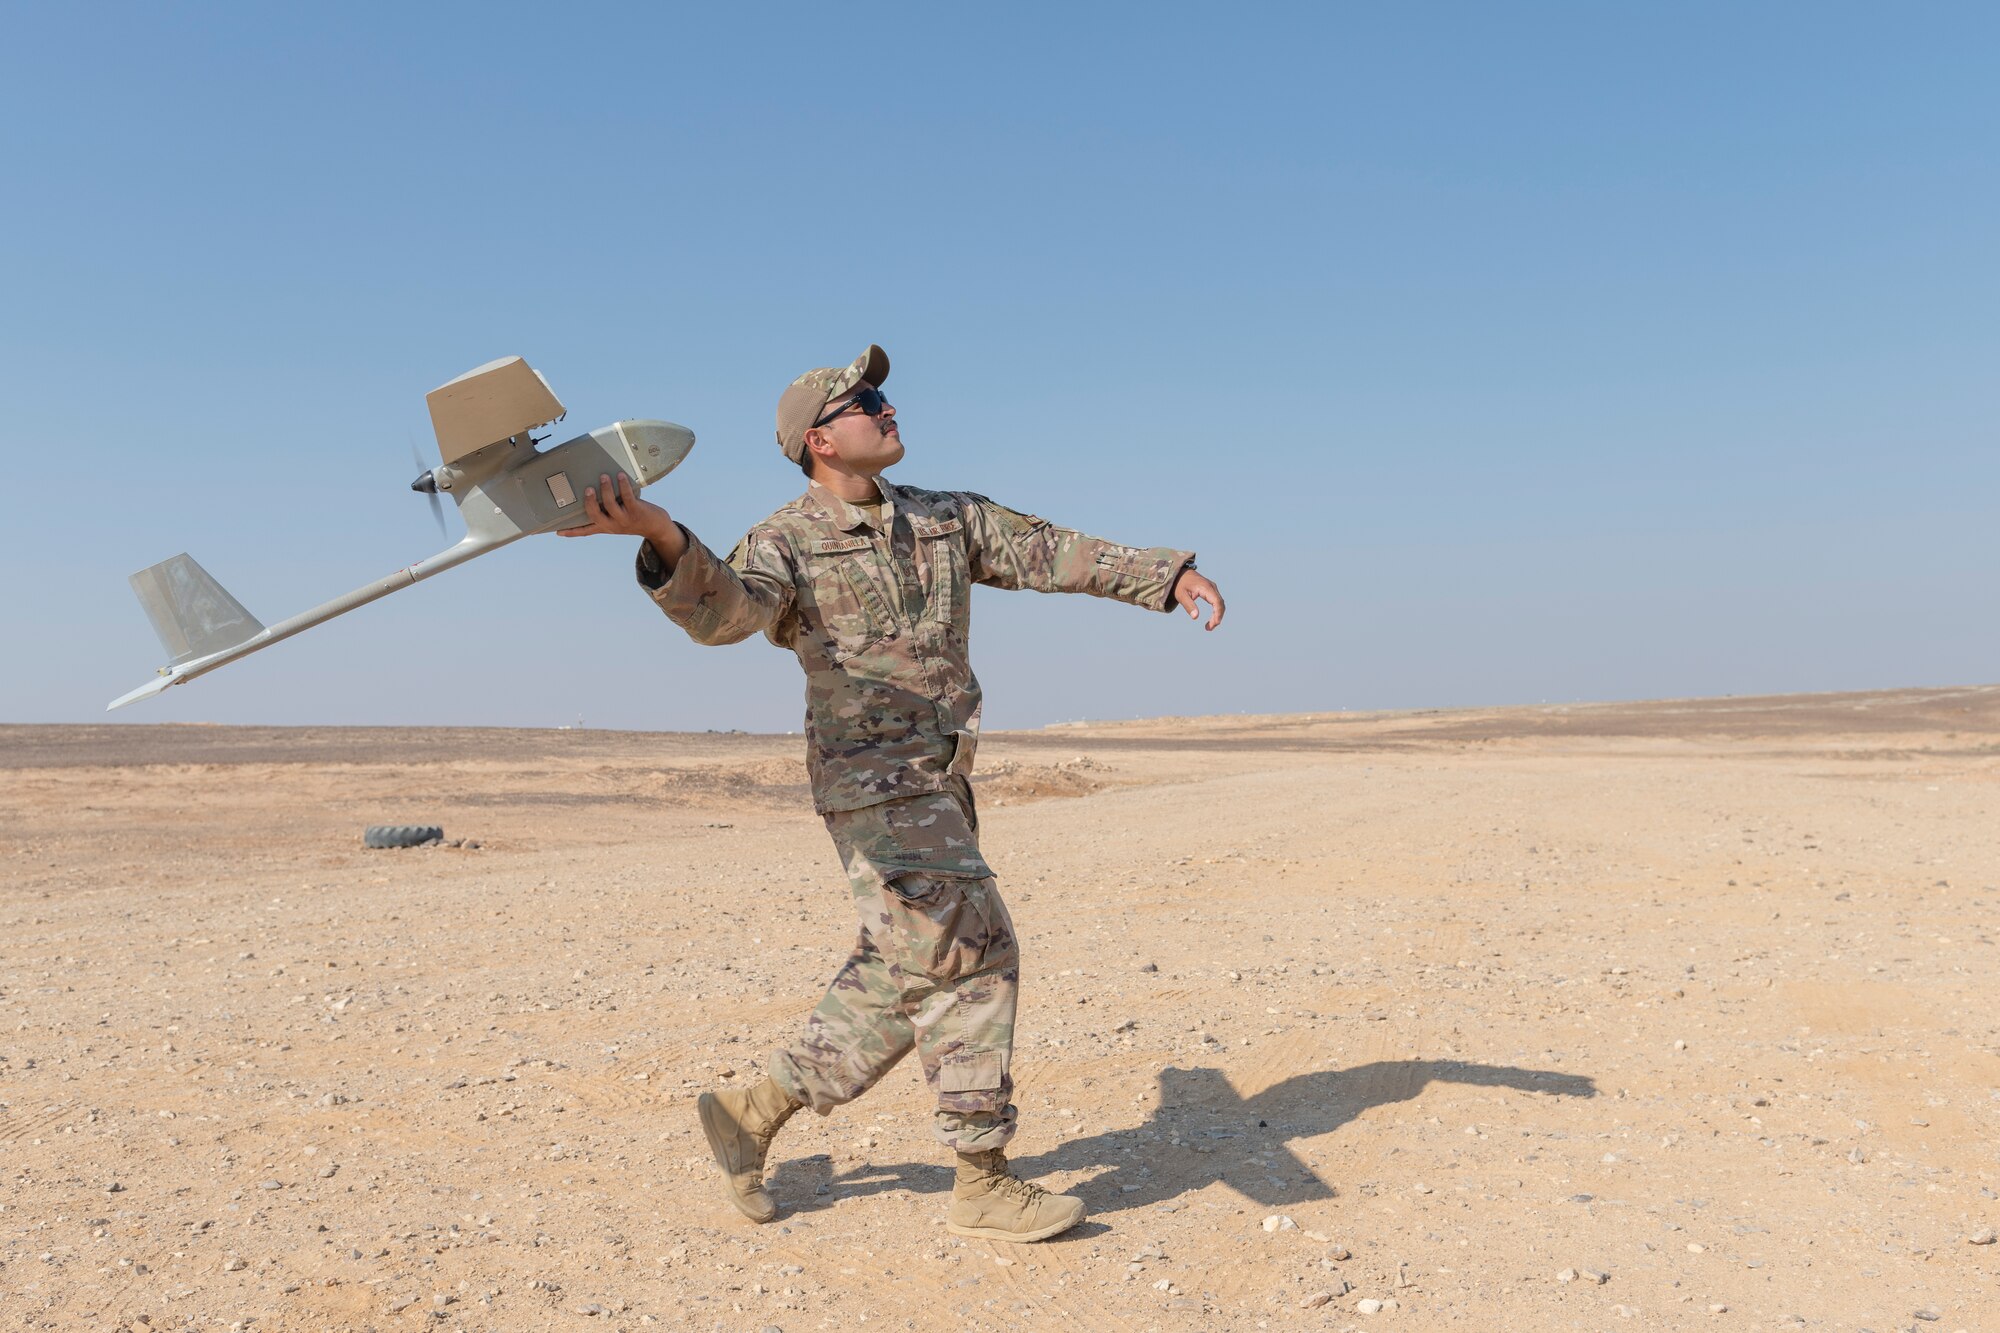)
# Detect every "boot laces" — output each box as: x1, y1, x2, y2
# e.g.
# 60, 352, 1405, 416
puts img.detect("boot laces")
746, 1094, 796, 1153
745, 1124, 785, 1186
995, 1172, 1051, 1206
